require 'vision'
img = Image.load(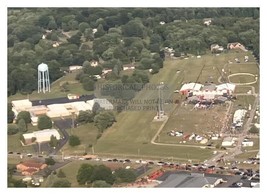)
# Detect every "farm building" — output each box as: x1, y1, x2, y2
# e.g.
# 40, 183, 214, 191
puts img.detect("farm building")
23, 129, 61, 144
179, 83, 203, 95
222, 137, 235, 147
232, 109, 247, 128
87, 98, 114, 110
16, 160, 47, 176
